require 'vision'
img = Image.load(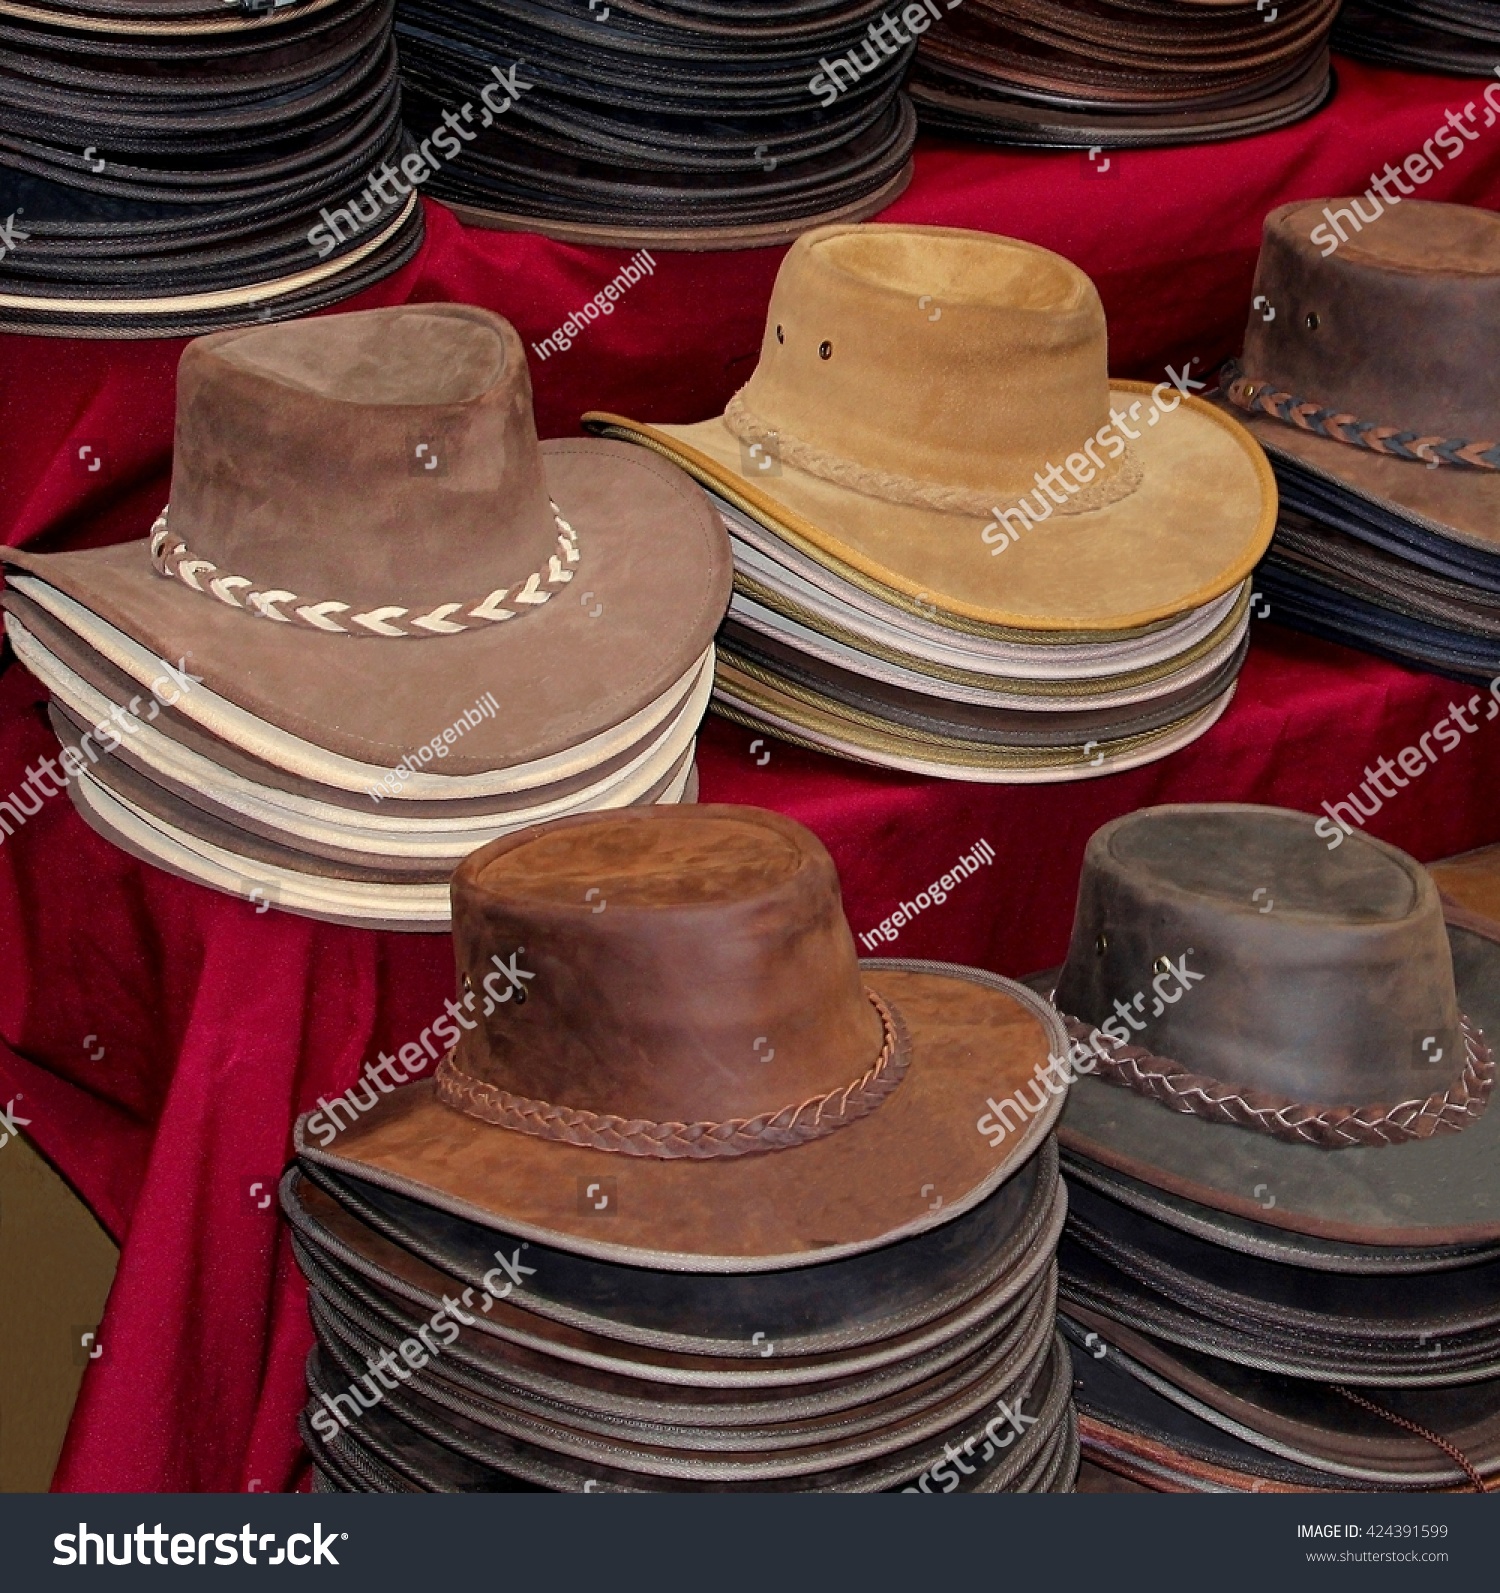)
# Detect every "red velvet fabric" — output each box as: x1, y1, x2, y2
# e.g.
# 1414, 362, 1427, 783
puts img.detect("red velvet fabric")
3, 58, 1500, 1493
